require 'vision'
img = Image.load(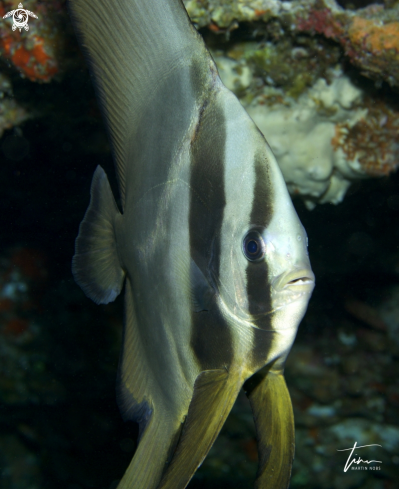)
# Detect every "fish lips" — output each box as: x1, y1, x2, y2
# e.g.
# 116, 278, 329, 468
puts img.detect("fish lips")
270, 267, 315, 310
247, 267, 315, 316
273, 267, 316, 294
218, 266, 315, 328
